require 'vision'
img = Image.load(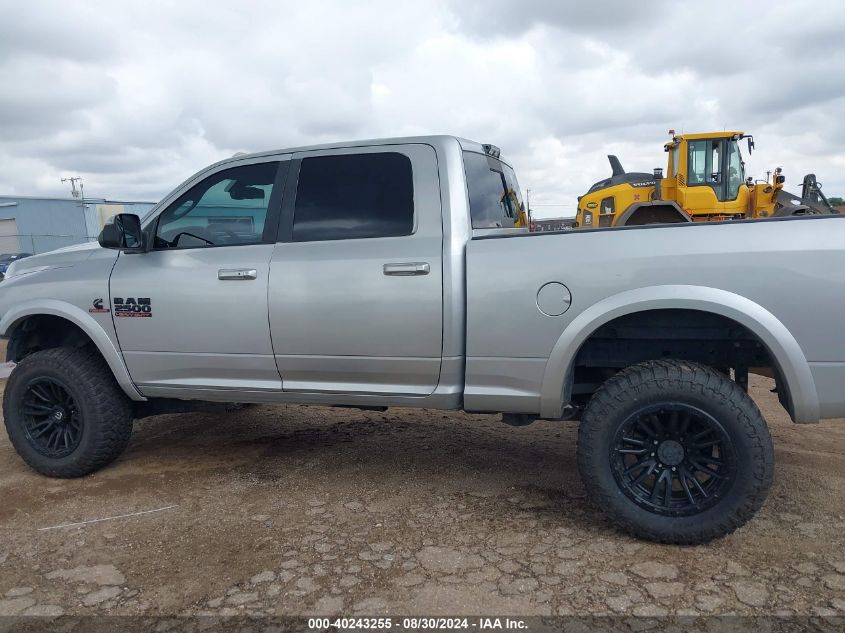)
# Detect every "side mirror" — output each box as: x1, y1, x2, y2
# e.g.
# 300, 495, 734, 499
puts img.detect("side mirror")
98, 213, 145, 252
